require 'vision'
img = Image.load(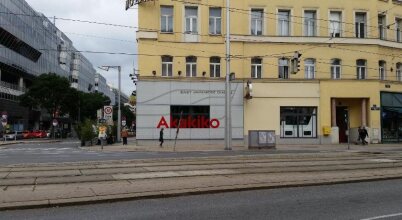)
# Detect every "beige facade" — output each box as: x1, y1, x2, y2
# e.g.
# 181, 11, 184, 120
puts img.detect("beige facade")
136, 0, 402, 144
